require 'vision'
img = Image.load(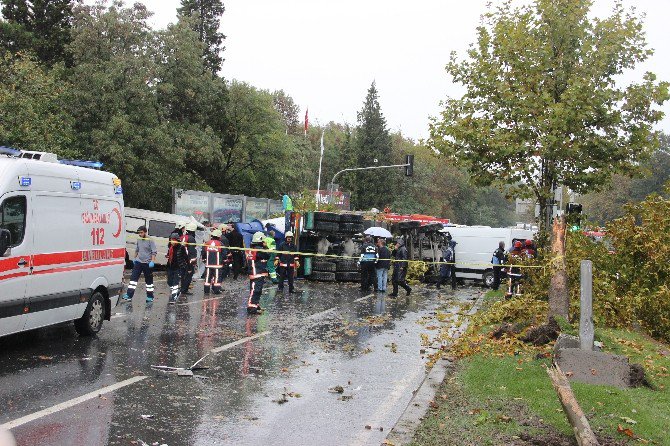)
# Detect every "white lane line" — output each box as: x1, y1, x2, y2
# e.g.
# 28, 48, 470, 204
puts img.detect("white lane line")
1, 375, 147, 430
210, 331, 271, 353
305, 294, 374, 321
